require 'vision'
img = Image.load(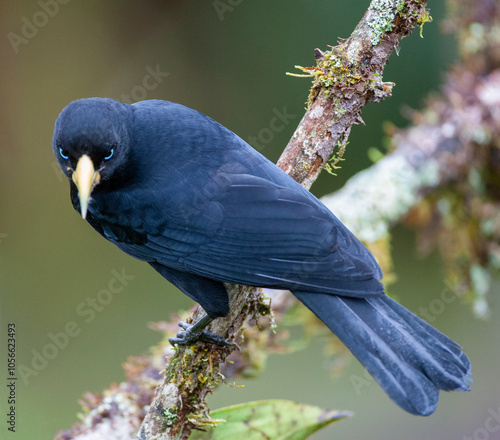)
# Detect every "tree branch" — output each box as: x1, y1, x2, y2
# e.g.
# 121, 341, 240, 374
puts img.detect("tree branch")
278, 0, 429, 188
55, 1, 432, 439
